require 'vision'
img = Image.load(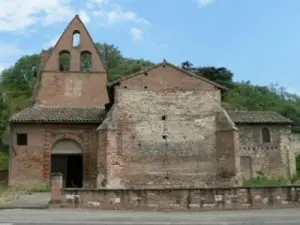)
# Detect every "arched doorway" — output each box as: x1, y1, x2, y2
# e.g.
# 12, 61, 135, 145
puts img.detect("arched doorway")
51, 140, 83, 188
